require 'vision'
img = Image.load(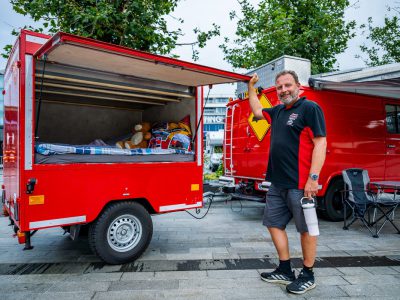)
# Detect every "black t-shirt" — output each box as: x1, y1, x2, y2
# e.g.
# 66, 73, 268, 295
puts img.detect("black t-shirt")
262, 97, 326, 189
